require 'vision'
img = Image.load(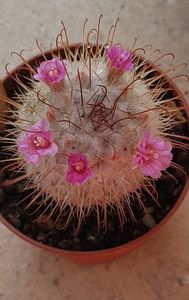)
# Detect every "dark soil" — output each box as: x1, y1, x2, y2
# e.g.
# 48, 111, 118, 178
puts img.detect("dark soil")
0, 50, 189, 251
